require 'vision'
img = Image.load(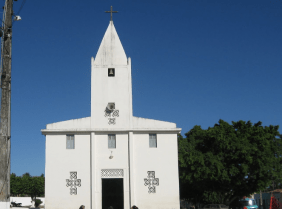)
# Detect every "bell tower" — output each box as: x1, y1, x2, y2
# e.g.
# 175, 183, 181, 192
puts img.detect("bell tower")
90, 20, 133, 129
